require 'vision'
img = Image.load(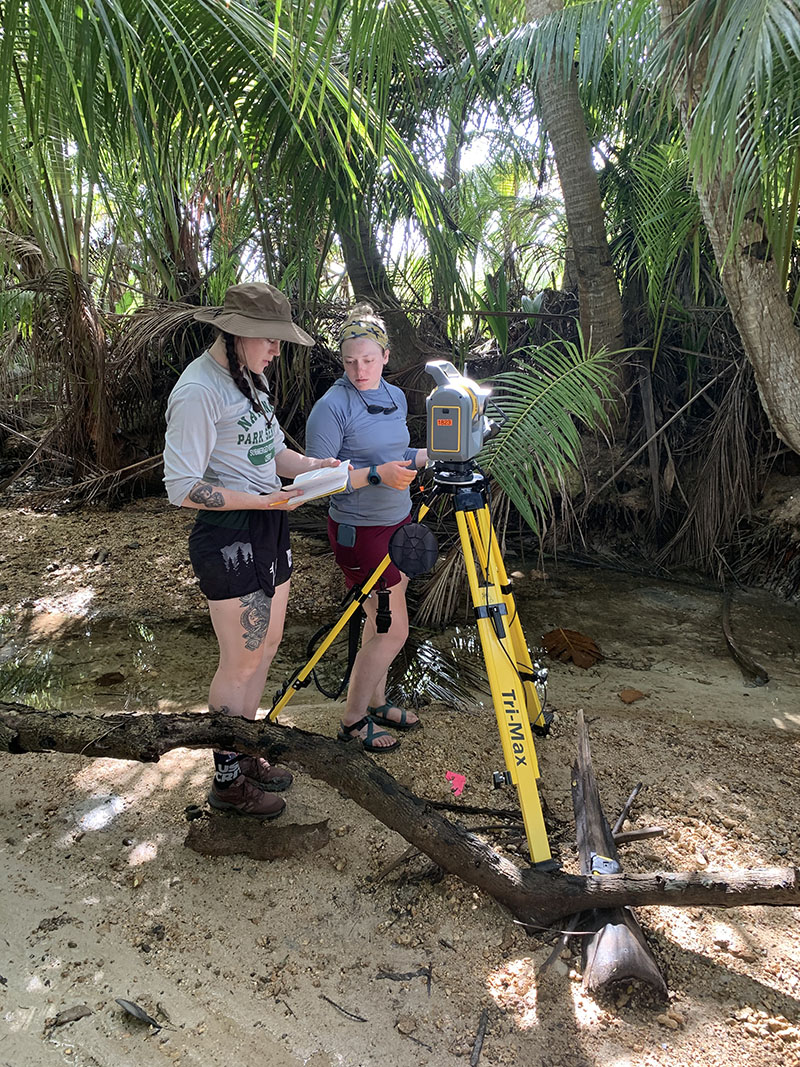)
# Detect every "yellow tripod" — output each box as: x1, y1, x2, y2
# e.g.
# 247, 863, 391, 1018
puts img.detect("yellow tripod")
444, 469, 552, 865
268, 471, 553, 867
